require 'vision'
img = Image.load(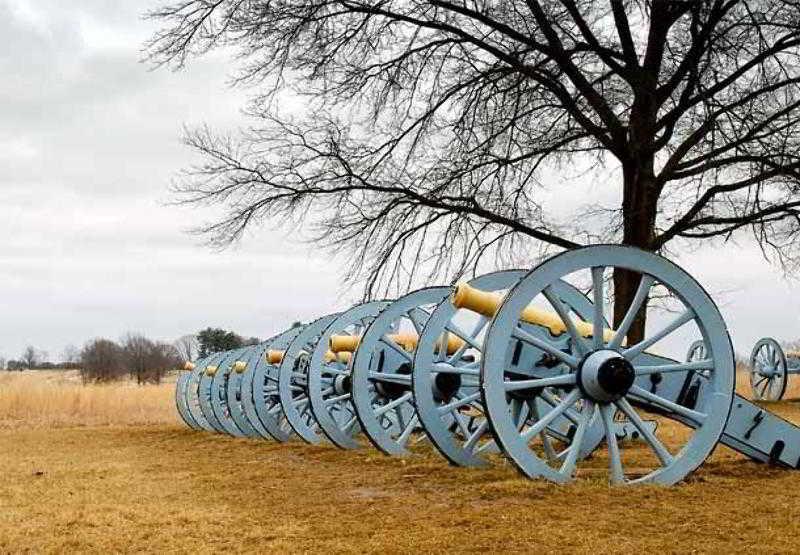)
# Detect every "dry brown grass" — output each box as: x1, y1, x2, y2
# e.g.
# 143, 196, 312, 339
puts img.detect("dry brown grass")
2, 371, 800, 552
0, 371, 179, 429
